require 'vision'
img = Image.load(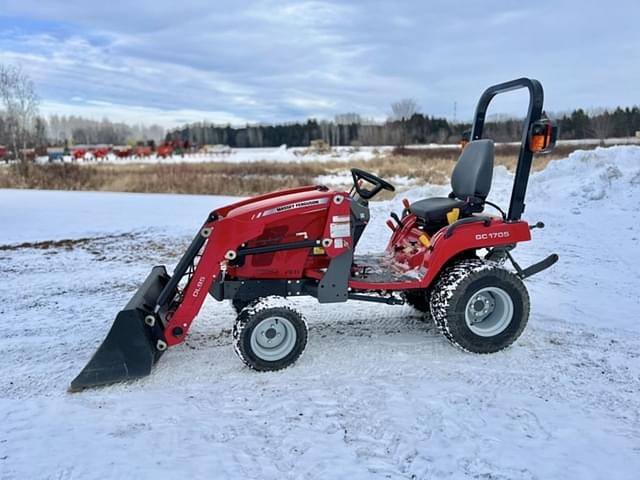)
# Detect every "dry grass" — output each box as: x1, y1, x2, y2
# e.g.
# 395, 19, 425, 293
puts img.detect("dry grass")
0, 162, 322, 196
0, 143, 595, 196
